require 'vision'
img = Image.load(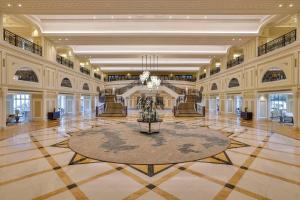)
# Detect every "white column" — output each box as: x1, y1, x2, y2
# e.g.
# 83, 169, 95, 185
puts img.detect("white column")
296, 12, 300, 41
0, 87, 8, 128
0, 13, 3, 41
254, 91, 259, 120
297, 89, 300, 130
292, 87, 299, 129
42, 90, 48, 120
91, 95, 96, 113
74, 93, 81, 115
